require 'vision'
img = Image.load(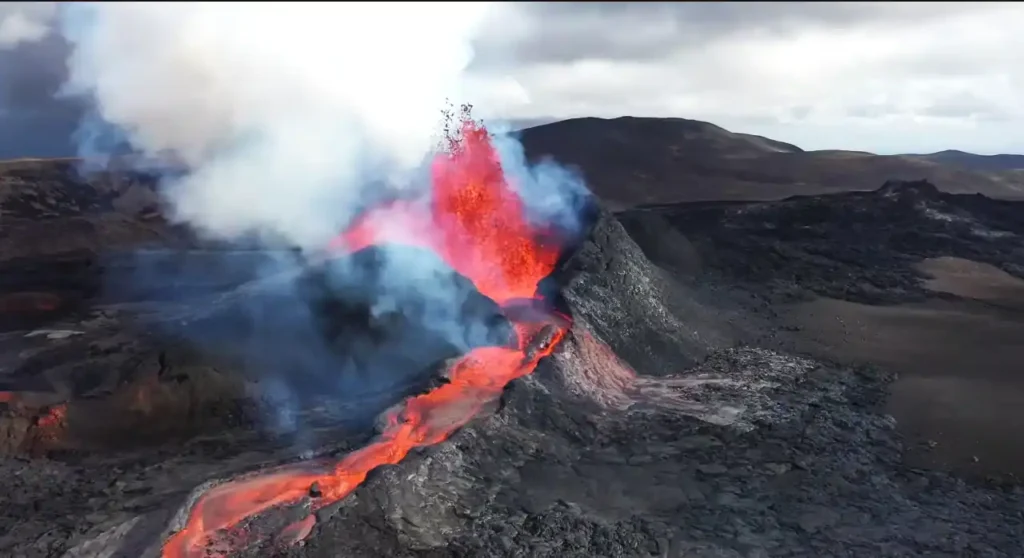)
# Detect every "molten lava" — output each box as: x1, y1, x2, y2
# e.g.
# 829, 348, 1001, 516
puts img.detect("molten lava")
328, 116, 558, 305
162, 109, 570, 557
